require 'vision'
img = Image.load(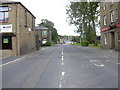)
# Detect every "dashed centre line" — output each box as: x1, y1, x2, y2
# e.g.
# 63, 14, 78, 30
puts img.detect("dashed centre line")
59, 45, 65, 88
62, 71, 65, 76
62, 56, 64, 61
59, 83, 62, 88
62, 62, 64, 66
